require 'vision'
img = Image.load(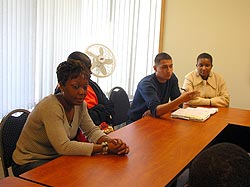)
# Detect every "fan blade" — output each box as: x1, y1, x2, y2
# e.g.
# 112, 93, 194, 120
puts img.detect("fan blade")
91, 59, 98, 69
99, 65, 107, 75
103, 59, 113, 64
86, 50, 97, 58
99, 47, 104, 56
